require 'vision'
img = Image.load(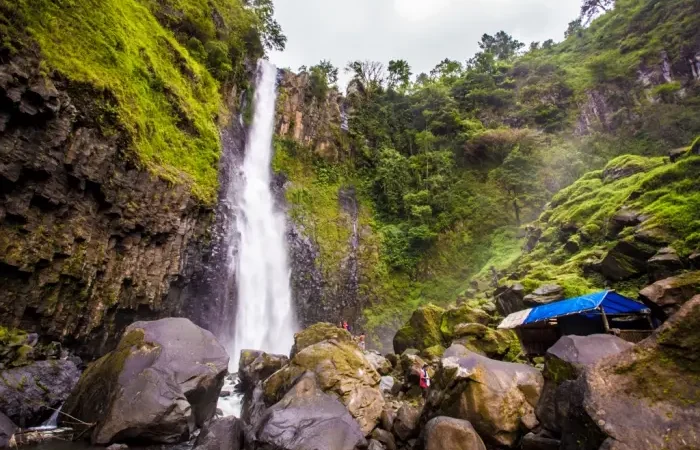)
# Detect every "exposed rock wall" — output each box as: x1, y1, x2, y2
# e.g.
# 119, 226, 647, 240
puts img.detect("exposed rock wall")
0, 55, 212, 358
275, 70, 346, 160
